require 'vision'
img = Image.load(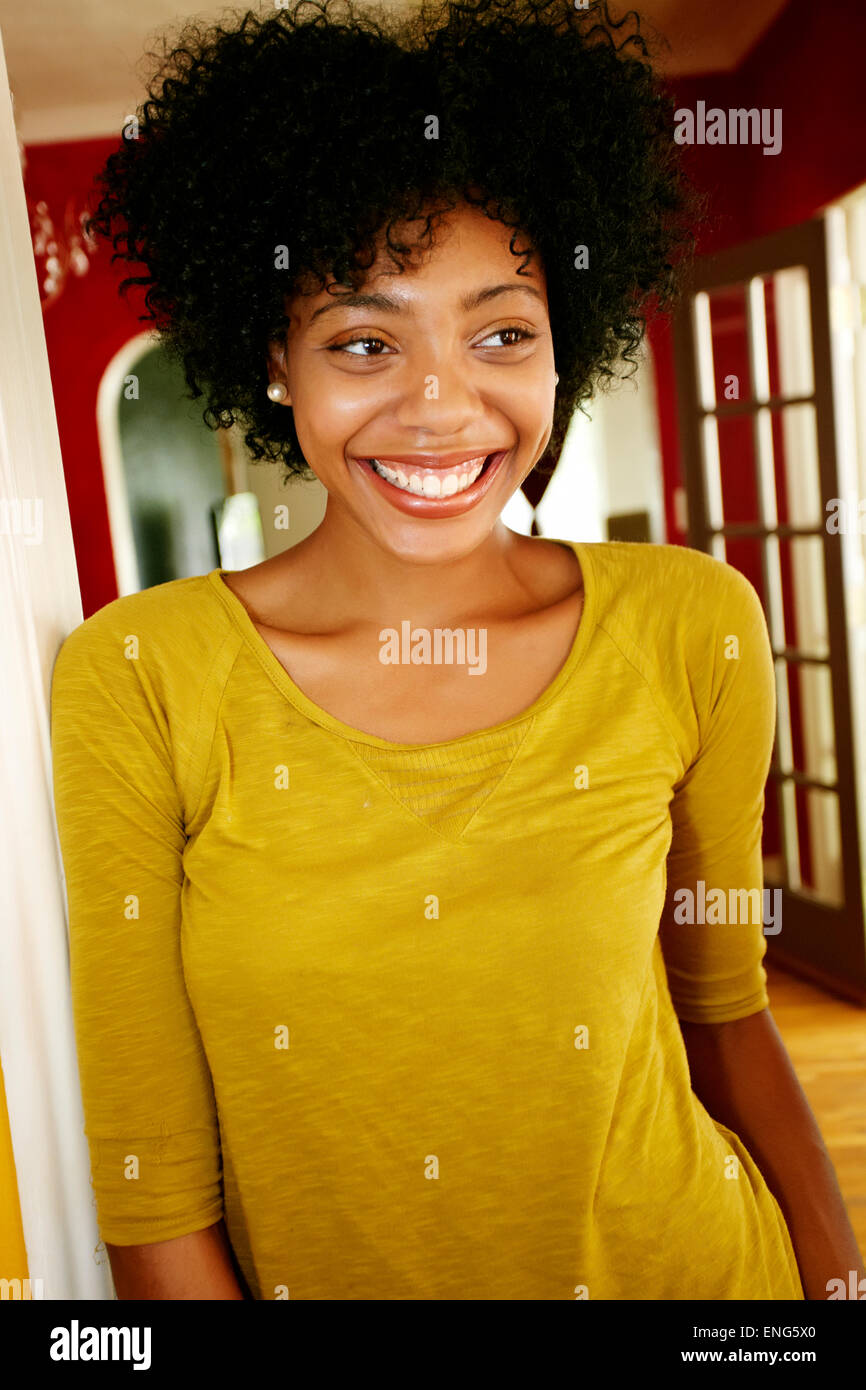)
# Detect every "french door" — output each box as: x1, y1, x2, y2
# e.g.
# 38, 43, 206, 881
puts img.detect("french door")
673, 216, 866, 1000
